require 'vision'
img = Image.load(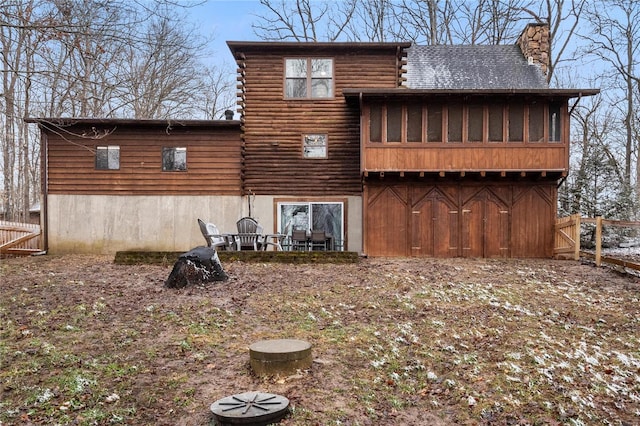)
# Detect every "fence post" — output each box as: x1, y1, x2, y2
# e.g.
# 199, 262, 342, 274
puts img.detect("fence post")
595, 216, 602, 267
573, 214, 581, 261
